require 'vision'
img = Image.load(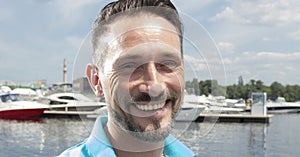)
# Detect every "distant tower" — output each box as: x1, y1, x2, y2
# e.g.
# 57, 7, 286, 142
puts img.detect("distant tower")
63, 59, 67, 92
63, 59, 67, 83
